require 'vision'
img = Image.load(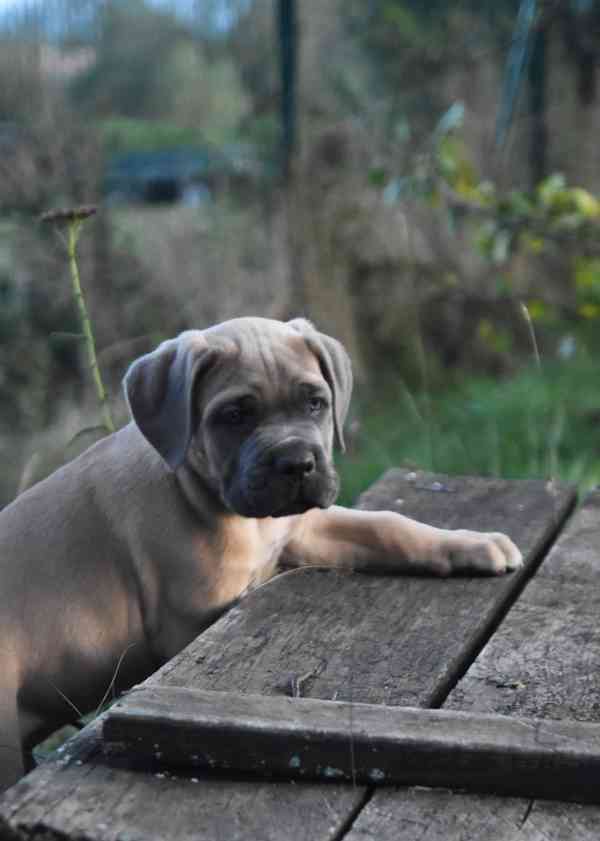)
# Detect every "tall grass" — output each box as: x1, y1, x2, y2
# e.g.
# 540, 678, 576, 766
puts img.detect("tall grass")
338, 355, 600, 505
